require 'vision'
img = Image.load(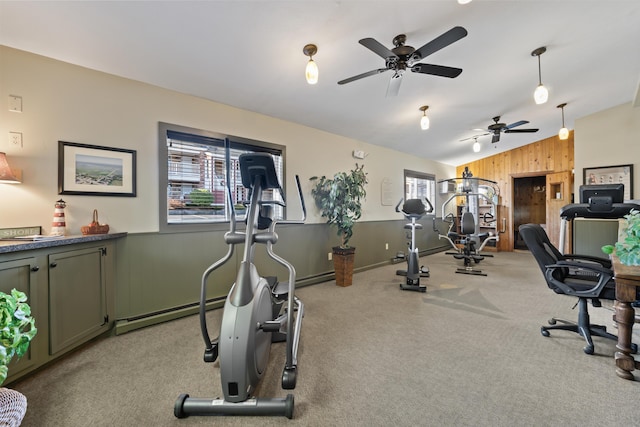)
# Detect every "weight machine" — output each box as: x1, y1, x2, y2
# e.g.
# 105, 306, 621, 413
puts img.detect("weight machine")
435, 167, 499, 276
